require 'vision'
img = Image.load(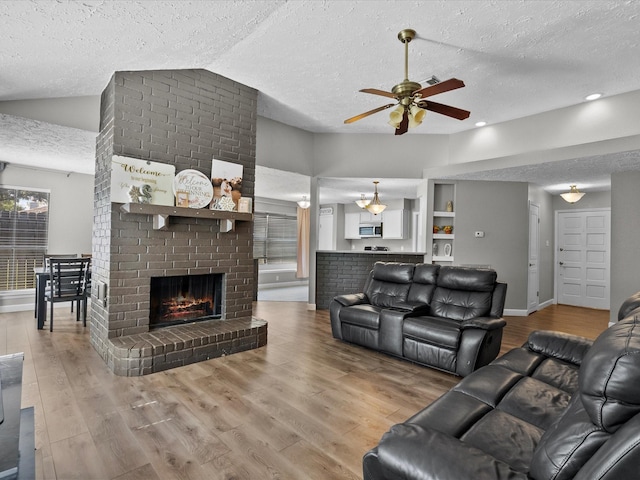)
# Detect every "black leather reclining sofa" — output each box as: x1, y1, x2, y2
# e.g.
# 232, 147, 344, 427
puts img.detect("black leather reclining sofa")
330, 262, 508, 376
363, 293, 640, 480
